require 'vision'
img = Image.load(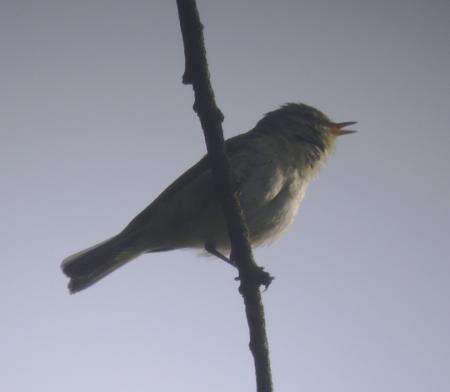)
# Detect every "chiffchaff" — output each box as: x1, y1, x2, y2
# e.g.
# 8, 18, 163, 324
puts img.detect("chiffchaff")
62, 103, 356, 293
